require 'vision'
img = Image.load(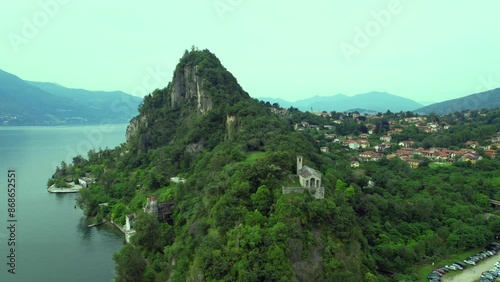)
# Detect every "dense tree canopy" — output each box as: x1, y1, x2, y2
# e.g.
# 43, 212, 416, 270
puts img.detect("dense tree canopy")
62, 50, 500, 281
